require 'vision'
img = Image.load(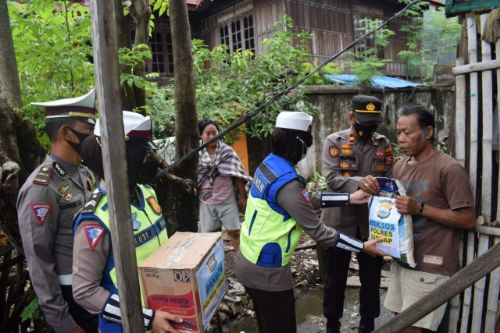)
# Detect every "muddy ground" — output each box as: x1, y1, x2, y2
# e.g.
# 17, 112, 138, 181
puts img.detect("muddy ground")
208, 235, 394, 333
